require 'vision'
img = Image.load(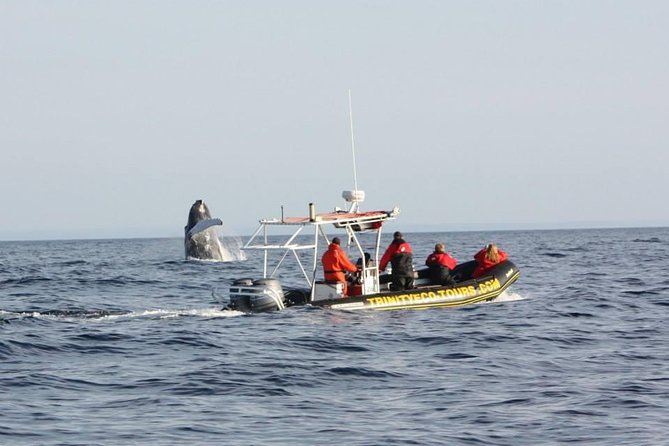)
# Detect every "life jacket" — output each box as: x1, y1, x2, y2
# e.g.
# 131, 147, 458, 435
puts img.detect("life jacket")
472, 248, 508, 278
425, 252, 457, 270
379, 239, 413, 271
